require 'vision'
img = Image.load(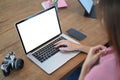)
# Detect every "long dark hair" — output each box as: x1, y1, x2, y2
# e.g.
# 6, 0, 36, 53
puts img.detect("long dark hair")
98, 0, 120, 61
